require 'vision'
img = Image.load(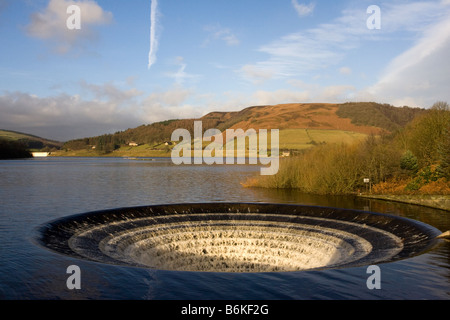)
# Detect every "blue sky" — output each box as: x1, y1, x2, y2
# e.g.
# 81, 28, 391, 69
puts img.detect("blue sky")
1, 0, 450, 141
